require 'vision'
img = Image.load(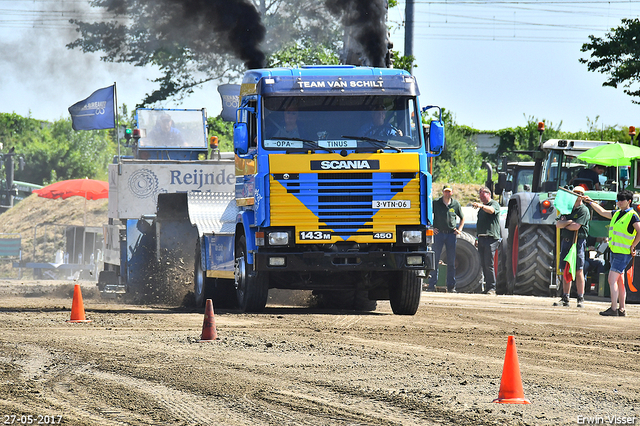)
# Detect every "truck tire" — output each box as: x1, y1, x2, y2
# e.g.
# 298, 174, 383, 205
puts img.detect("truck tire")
235, 234, 269, 312
507, 214, 555, 296
194, 238, 237, 309
389, 270, 421, 315
194, 239, 214, 307
441, 231, 482, 293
